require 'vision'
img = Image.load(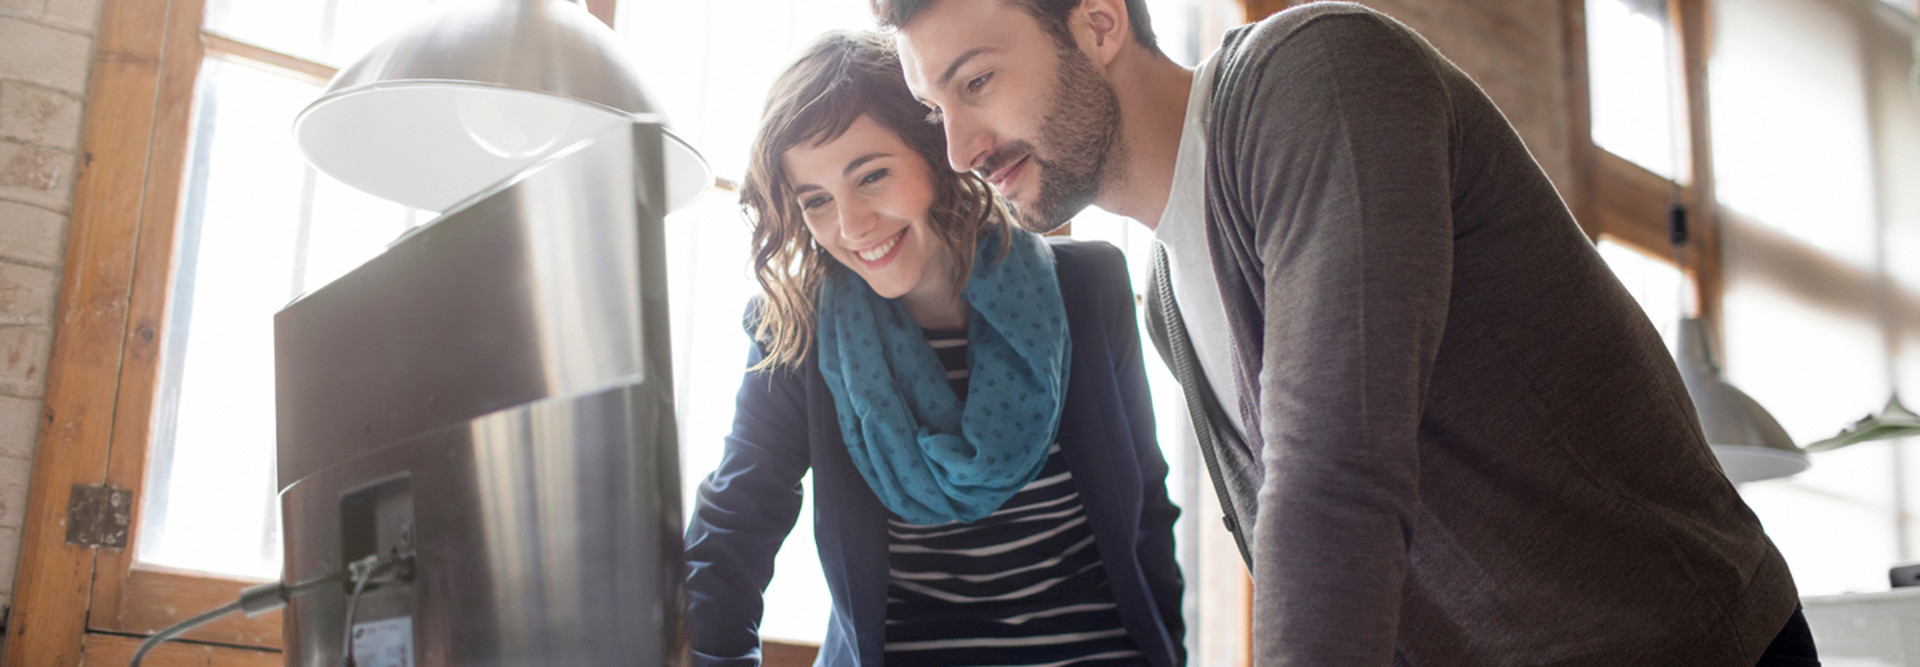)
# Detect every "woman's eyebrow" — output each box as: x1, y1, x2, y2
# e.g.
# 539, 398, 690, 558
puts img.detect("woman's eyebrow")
843, 152, 891, 176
